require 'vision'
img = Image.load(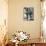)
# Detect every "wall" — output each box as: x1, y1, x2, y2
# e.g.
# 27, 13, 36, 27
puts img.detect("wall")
8, 0, 41, 39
